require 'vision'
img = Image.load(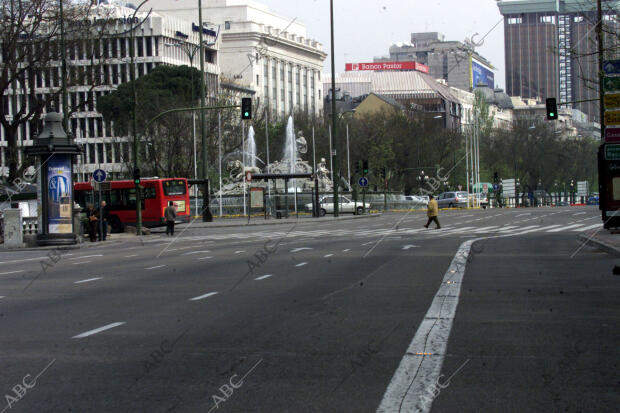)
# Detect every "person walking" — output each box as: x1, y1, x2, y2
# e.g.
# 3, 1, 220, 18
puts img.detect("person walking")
424, 195, 441, 229
99, 201, 109, 241
164, 201, 177, 236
